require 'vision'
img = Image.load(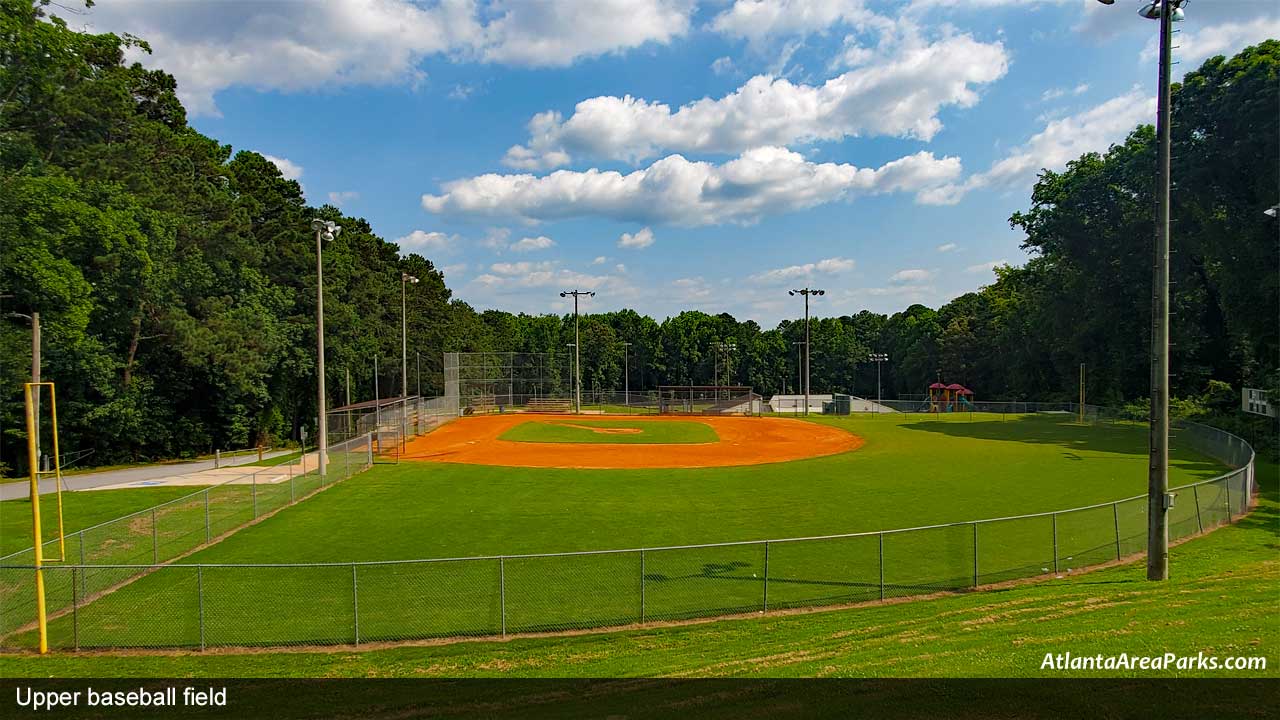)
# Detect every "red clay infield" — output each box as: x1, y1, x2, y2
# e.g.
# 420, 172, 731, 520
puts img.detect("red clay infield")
400, 414, 863, 469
